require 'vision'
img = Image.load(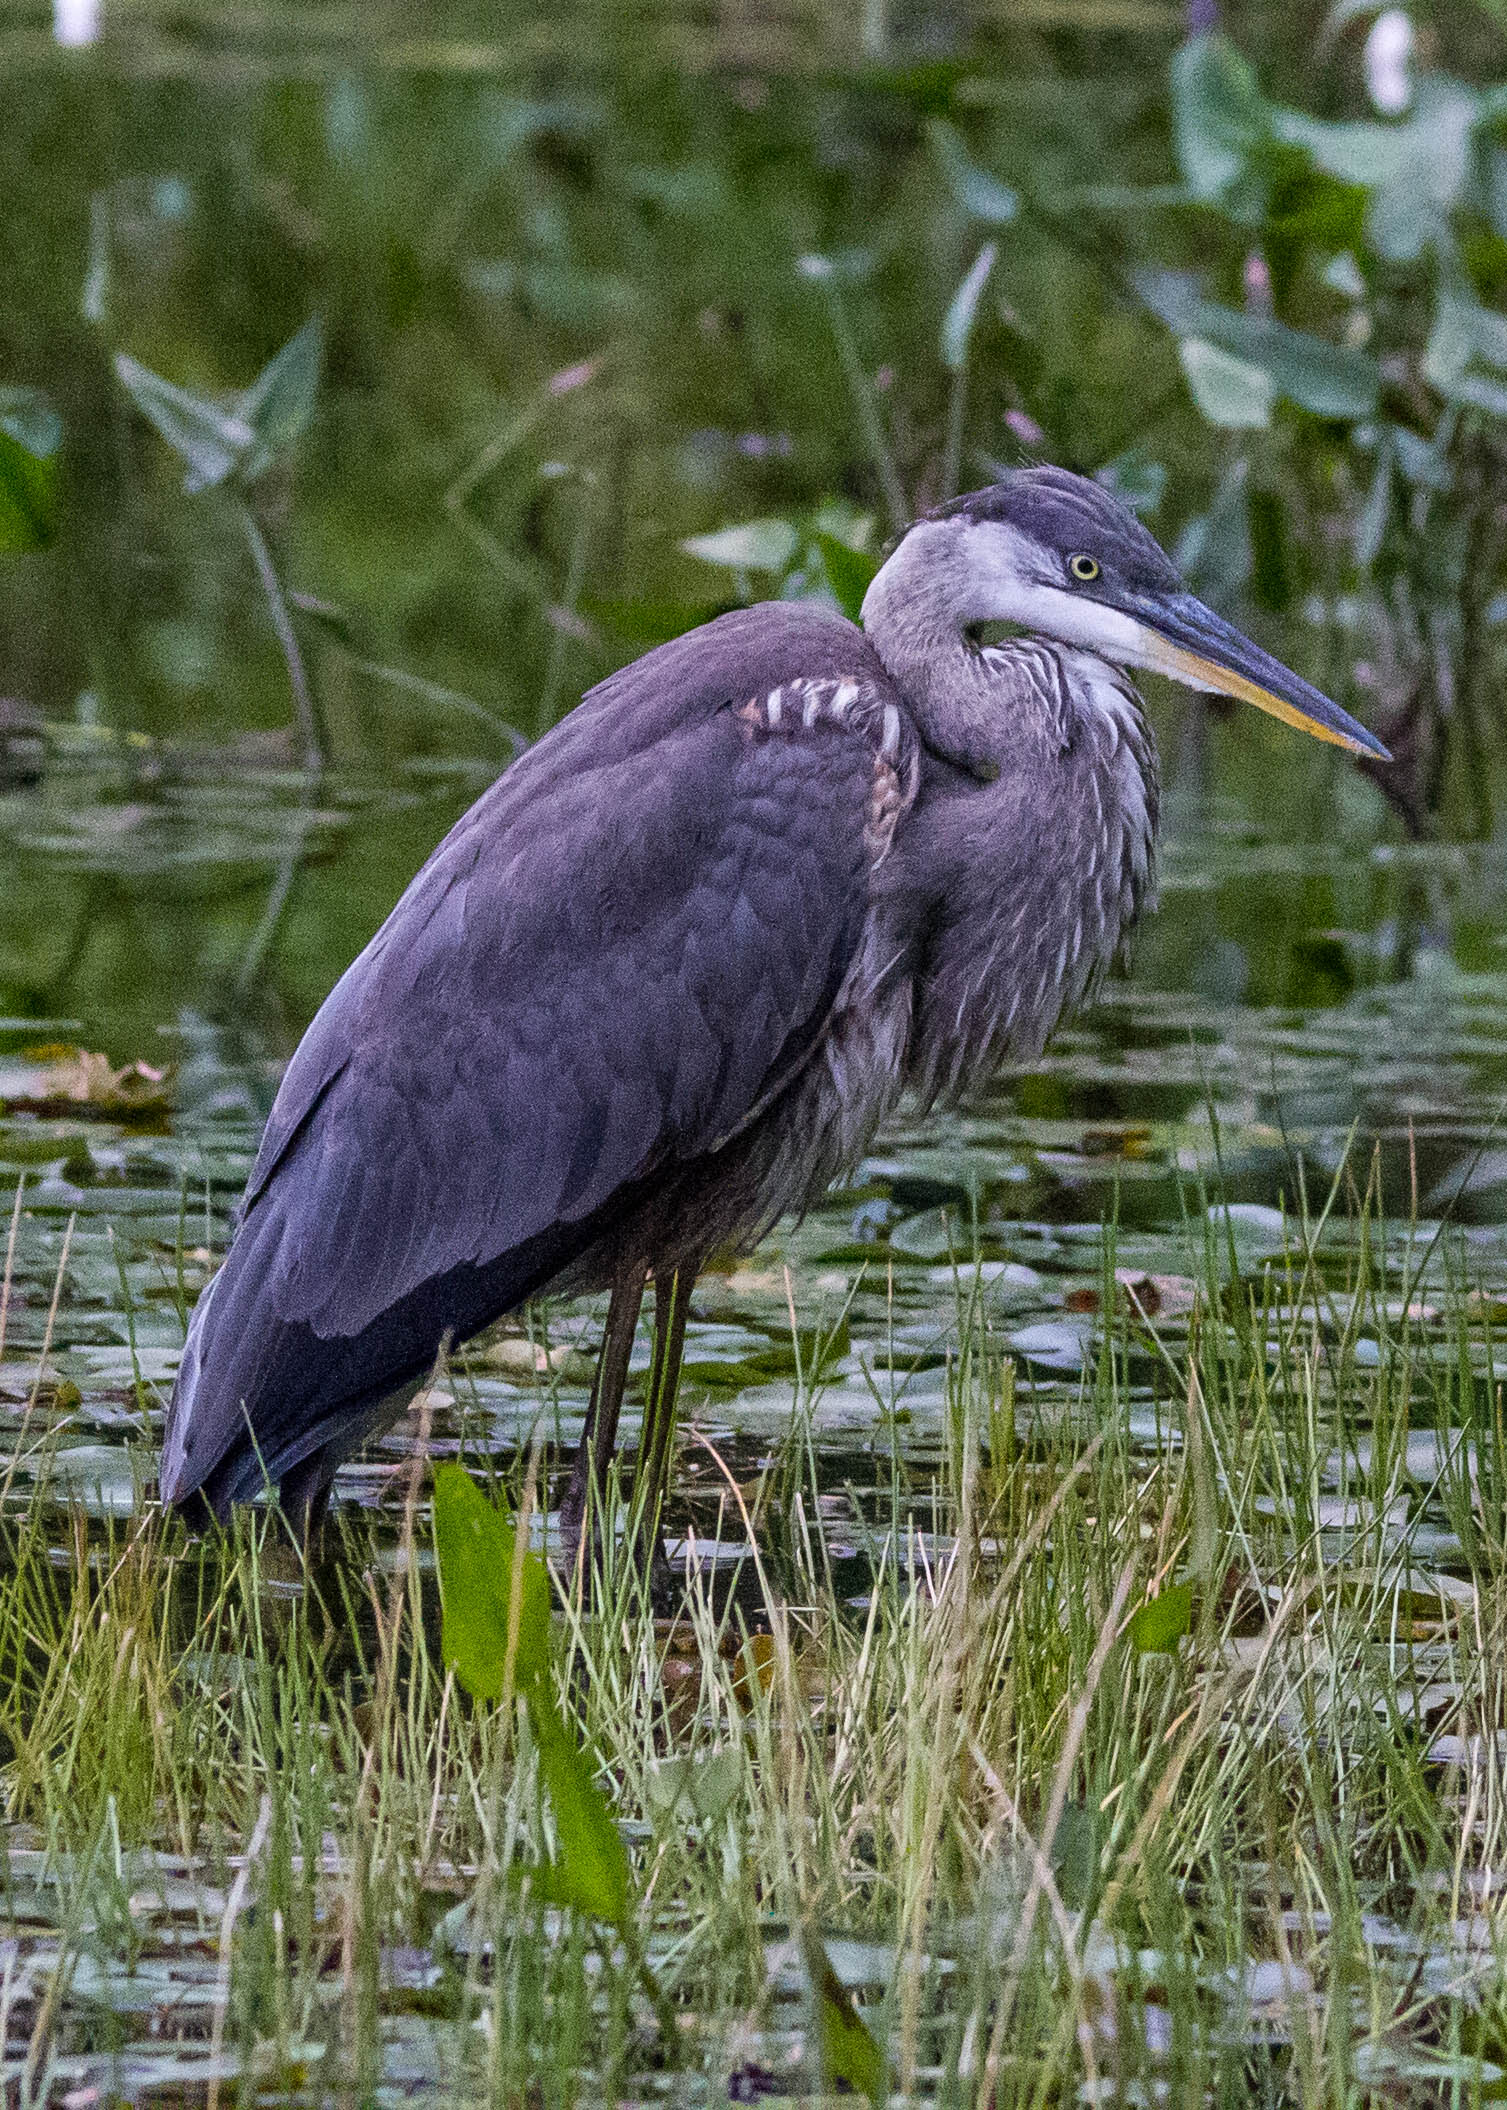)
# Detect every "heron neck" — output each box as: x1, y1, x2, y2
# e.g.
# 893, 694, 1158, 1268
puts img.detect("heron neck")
861, 528, 1022, 772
